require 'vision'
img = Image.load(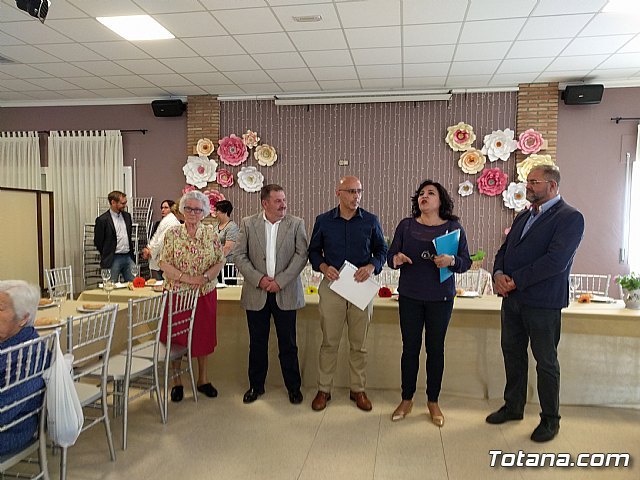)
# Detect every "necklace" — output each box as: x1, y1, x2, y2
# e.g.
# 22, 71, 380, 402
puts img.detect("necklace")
218, 221, 229, 231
